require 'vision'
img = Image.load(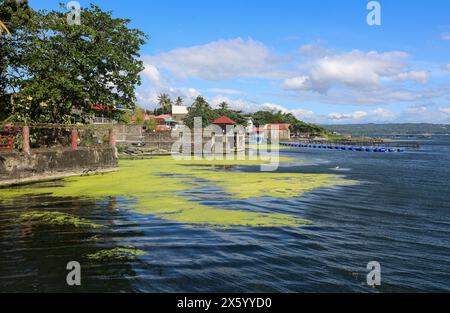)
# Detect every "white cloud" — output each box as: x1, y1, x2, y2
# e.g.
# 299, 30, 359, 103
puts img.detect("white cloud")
209, 95, 258, 112
322, 106, 450, 124
283, 50, 411, 93
280, 45, 446, 106
399, 105, 450, 123
298, 44, 334, 58
405, 105, 428, 114
142, 64, 161, 85
136, 86, 200, 109
326, 108, 395, 123
439, 107, 450, 115
291, 108, 315, 120
135, 88, 158, 108
280, 84, 448, 107
208, 99, 317, 121
260, 103, 315, 121
395, 71, 429, 84
207, 88, 244, 95
144, 38, 283, 81
441, 34, 450, 41
136, 39, 450, 123
328, 111, 368, 121
282, 76, 310, 90
369, 108, 396, 120
261, 103, 290, 113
